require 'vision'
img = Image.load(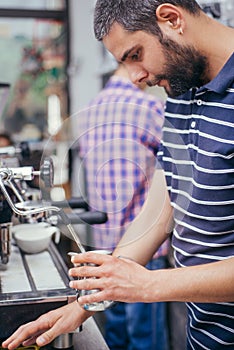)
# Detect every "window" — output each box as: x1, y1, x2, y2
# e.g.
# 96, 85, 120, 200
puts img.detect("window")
0, 0, 65, 10
0, 1, 69, 143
